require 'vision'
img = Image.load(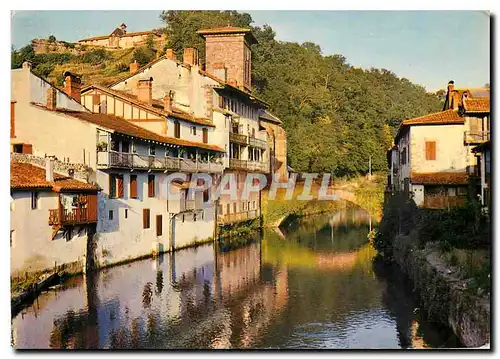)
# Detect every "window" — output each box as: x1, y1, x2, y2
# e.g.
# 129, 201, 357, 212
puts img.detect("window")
117, 175, 124, 198
31, 192, 38, 210
130, 175, 138, 198
108, 210, 113, 220
182, 214, 185, 223
13, 143, 32, 154
457, 187, 467, 196
122, 140, 130, 153
174, 121, 181, 138
149, 144, 156, 156
125, 209, 128, 219
233, 202, 237, 214
109, 174, 123, 198
253, 201, 256, 209
13, 144, 23, 153
10, 230, 14, 248
193, 213, 197, 222
203, 188, 209, 203
191, 126, 197, 135
148, 175, 155, 197
202, 128, 208, 143
156, 215, 162, 236
143, 208, 150, 229
425, 141, 436, 161
226, 203, 230, 214
243, 202, 247, 211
